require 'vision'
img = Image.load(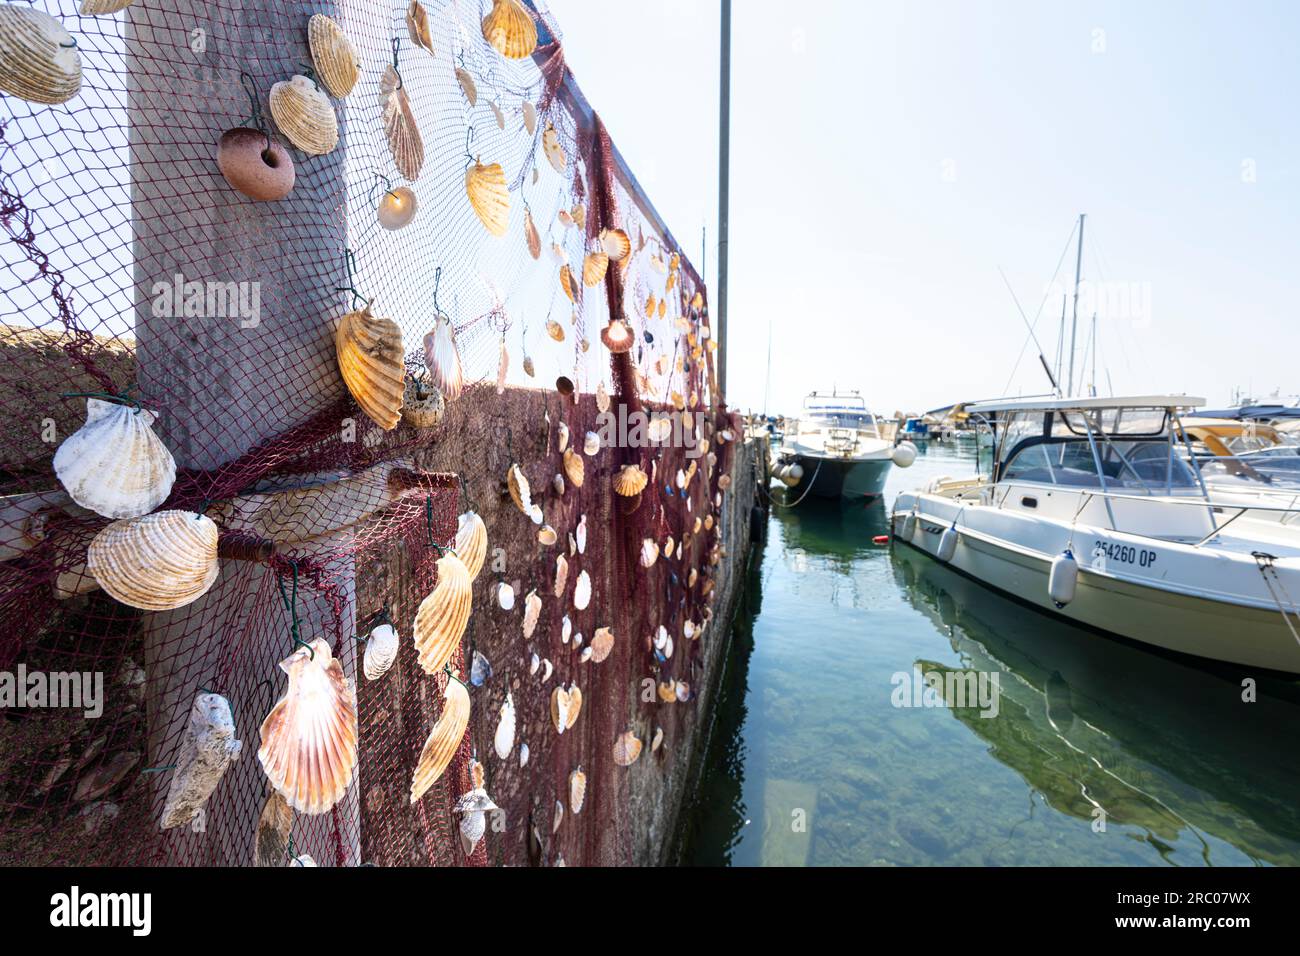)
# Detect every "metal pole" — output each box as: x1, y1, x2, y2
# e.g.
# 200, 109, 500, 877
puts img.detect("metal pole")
717, 0, 731, 400
1066, 212, 1086, 395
